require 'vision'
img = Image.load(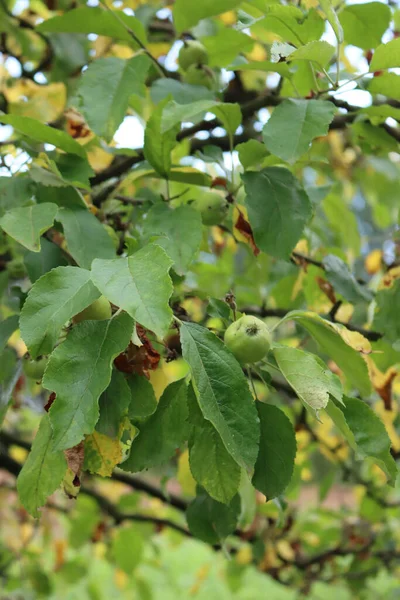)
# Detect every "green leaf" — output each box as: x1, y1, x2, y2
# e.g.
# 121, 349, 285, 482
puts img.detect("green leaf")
242, 168, 312, 259
173, 0, 242, 33
43, 312, 134, 450
322, 254, 373, 303
273, 345, 343, 414
55, 154, 94, 190
326, 396, 397, 484
373, 279, 400, 344
78, 55, 150, 142
96, 370, 131, 438
237, 140, 269, 169
339, 3, 391, 50
180, 322, 259, 471
202, 29, 254, 67
112, 525, 144, 574
16, 414, 67, 517
369, 73, 400, 101
322, 193, 360, 255
24, 237, 68, 283
57, 205, 117, 269
150, 79, 215, 105
0, 176, 34, 217
161, 100, 241, 138
186, 488, 241, 544
20, 265, 101, 358
121, 379, 188, 472
370, 37, 400, 71
262, 99, 335, 163
252, 402, 297, 500
0, 203, 58, 252
0, 315, 19, 352
288, 41, 336, 67
0, 115, 86, 157
212, 103, 242, 144
127, 373, 157, 422
360, 104, 400, 124
143, 204, 202, 275
278, 311, 371, 396
188, 384, 241, 505
37, 186, 117, 269
91, 244, 173, 339
144, 97, 180, 178
37, 7, 147, 46
318, 0, 344, 43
